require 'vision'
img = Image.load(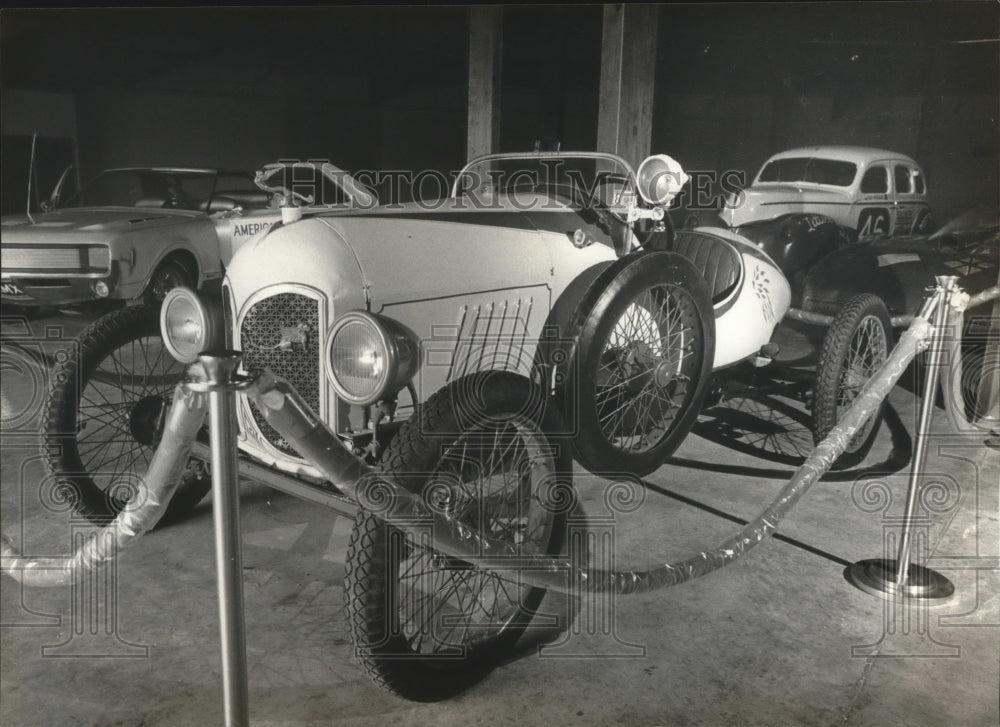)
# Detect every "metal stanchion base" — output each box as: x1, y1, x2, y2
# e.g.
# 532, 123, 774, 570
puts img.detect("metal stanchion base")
845, 559, 954, 601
